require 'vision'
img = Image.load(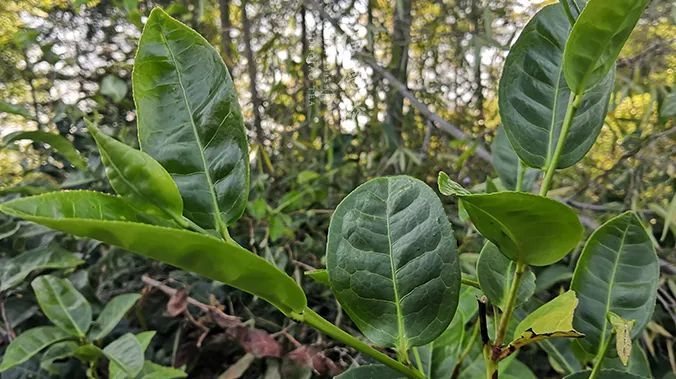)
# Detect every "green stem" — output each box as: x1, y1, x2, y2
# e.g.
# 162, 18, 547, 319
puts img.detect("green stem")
515, 161, 525, 192
540, 94, 578, 197
483, 343, 498, 379
298, 307, 425, 379
461, 275, 481, 289
494, 262, 527, 347
412, 347, 425, 376
589, 334, 612, 379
